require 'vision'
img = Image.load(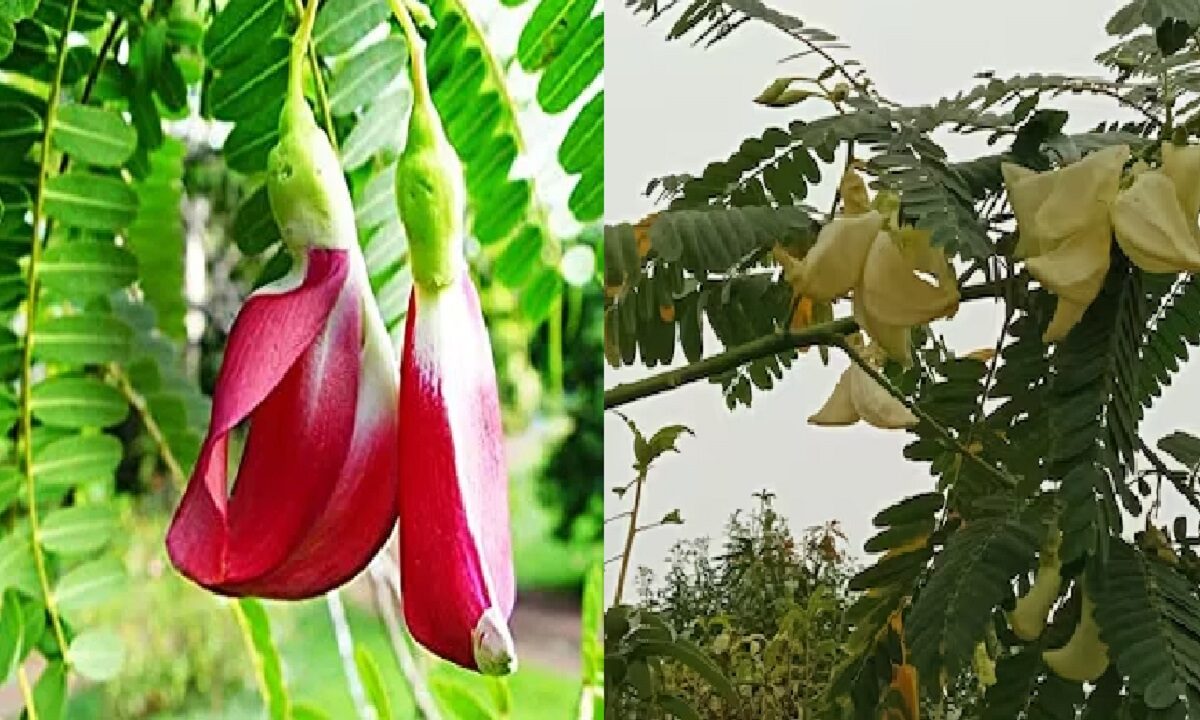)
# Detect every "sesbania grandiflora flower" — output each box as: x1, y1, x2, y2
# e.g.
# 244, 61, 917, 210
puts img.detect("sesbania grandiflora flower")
166, 16, 398, 598
394, 14, 516, 677
809, 335, 917, 429
1005, 142, 1200, 341
1113, 142, 1200, 272
778, 174, 959, 363
1002, 145, 1127, 342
